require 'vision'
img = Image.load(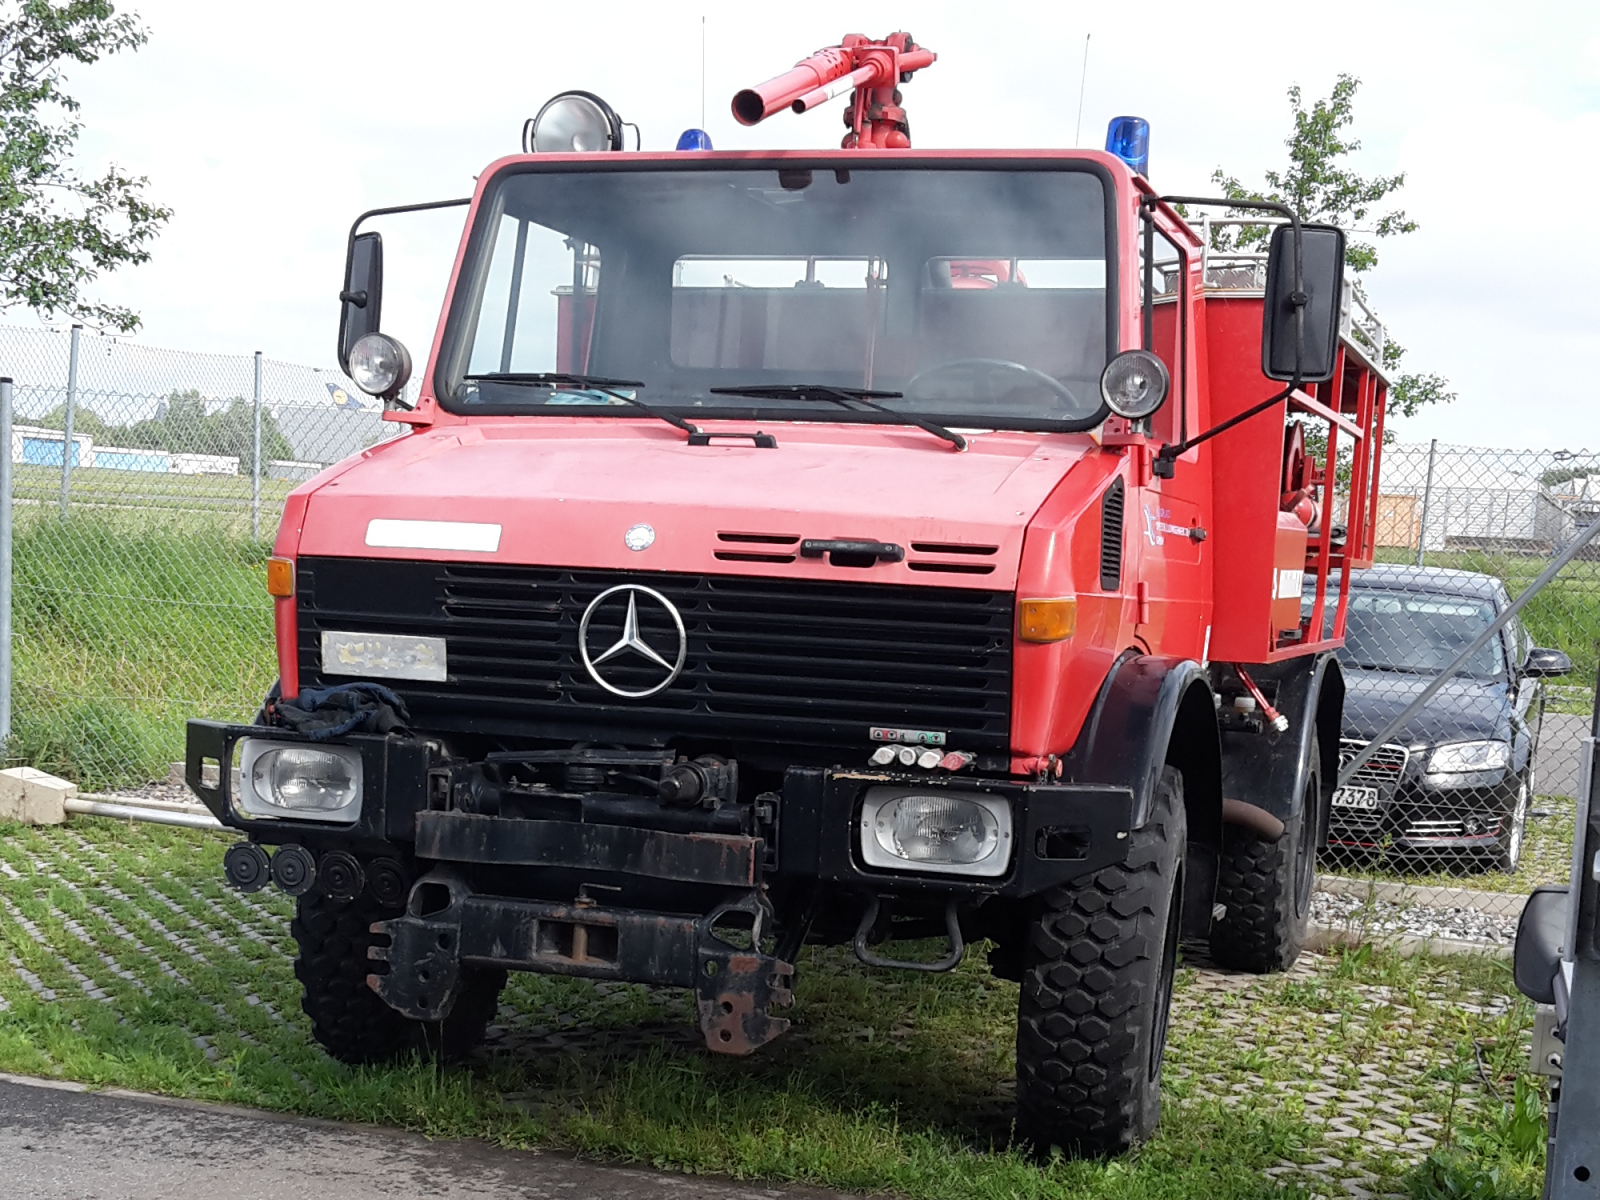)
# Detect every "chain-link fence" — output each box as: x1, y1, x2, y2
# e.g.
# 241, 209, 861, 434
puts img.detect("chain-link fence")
0, 323, 400, 790
0, 321, 1593, 927
1315, 440, 1600, 929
